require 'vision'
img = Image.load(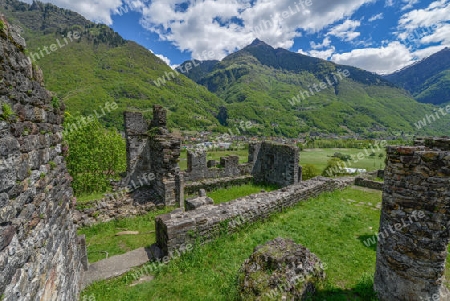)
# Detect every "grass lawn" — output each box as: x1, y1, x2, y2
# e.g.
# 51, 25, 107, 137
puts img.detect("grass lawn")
78, 207, 174, 263
188, 183, 280, 204
79, 183, 278, 263
300, 148, 386, 172
81, 187, 384, 300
